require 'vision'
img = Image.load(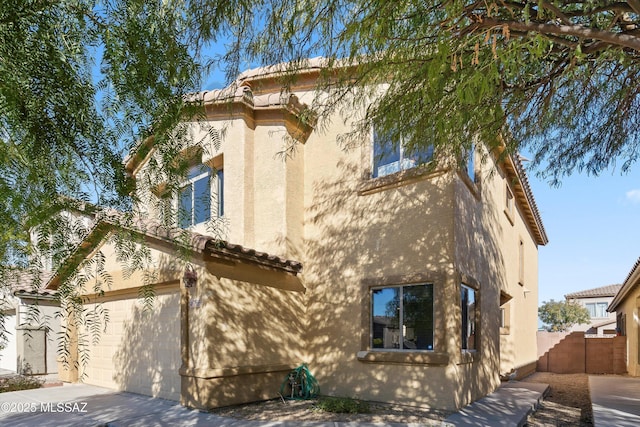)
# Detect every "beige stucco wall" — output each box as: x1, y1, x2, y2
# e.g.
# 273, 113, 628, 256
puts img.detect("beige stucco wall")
617, 290, 640, 376
295, 100, 541, 409
73, 233, 306, 407
454, 158, 540, 378
181, 262, 305, 409
300, 120, 462, 408
81, 285, 182, 401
